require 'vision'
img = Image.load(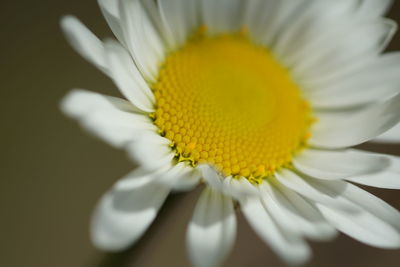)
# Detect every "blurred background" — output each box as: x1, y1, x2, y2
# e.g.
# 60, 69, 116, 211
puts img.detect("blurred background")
1, 1, 400, 266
